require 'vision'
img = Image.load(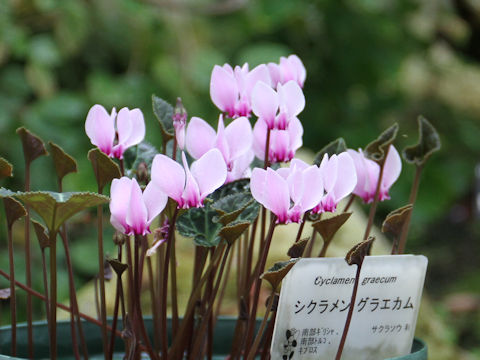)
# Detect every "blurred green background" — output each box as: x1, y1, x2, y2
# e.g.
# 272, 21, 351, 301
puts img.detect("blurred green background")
1, 0, 480, 357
